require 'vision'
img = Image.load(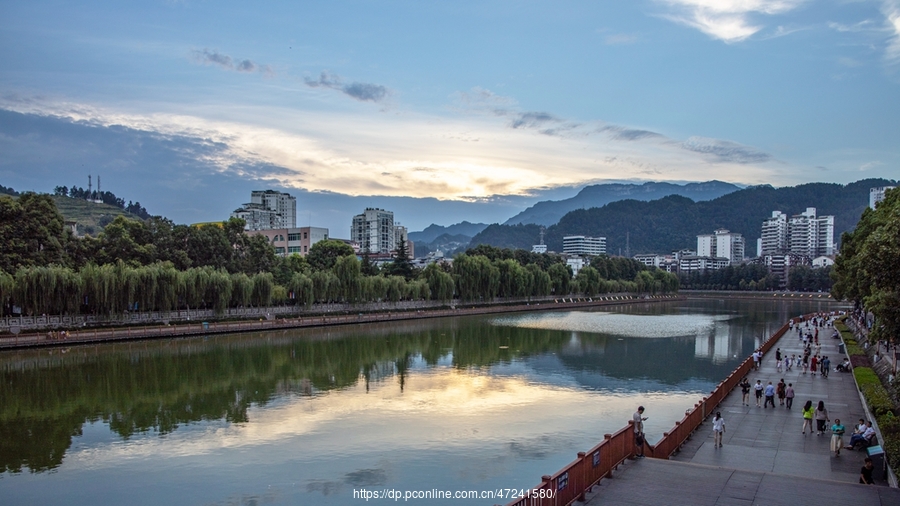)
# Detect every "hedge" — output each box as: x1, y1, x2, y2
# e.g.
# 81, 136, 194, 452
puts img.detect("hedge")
855, 367, 894, 416
878, 414, 900, 471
